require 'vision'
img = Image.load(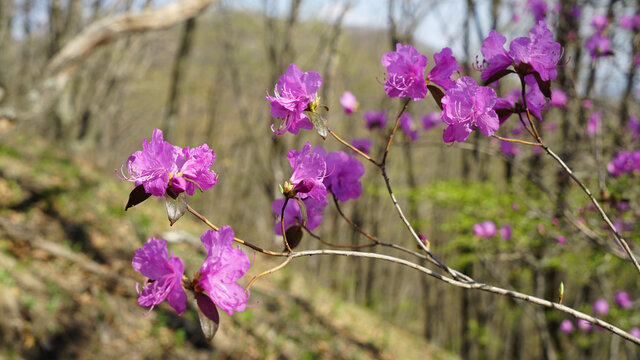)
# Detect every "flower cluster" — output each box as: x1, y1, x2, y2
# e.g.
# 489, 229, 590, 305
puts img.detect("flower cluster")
382, 44, 458, 101
286, 142, 327, 200
265, 63, 323, 136
119, 129, 218, 197
441, 77, 499, 143
132, 227, 250, 319
607, 150, 640, 177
